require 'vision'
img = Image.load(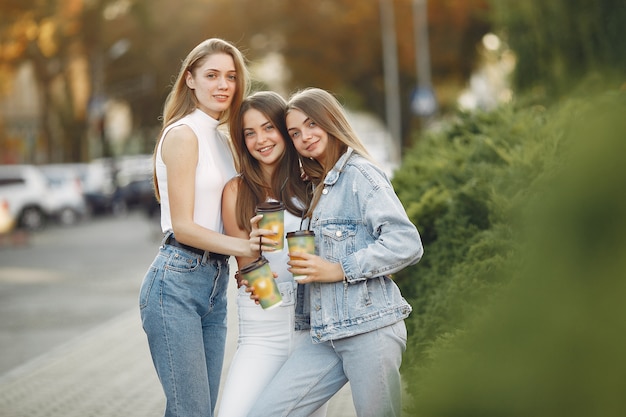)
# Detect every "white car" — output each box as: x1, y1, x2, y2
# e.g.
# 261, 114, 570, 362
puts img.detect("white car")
39, 164, 88, 226
0, 164, 52, 231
